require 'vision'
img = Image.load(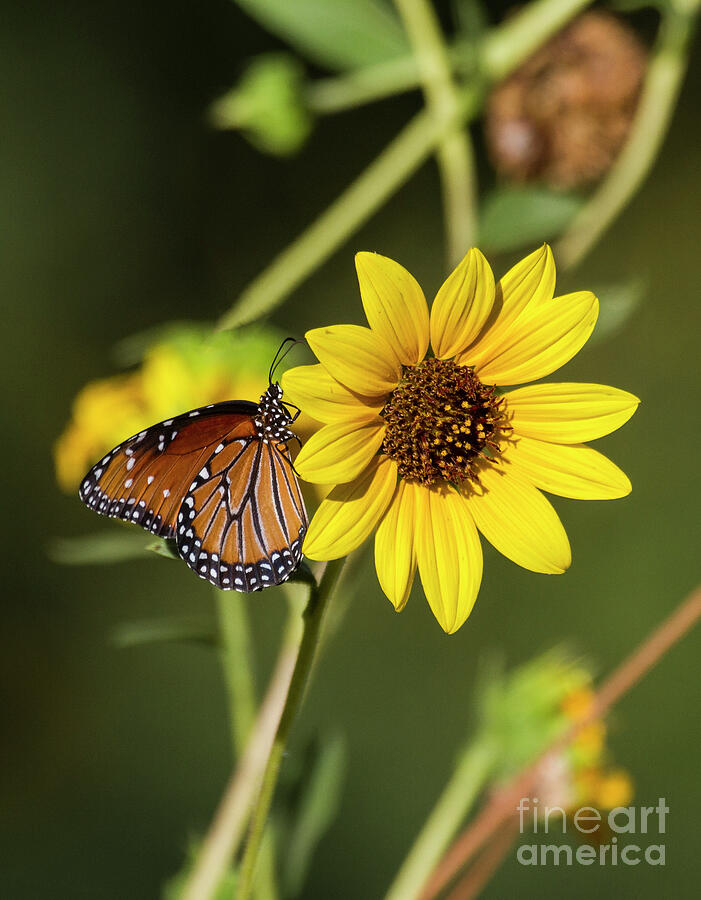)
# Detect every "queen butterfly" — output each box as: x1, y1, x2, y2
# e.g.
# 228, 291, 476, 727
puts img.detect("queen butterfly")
78, 346, 307, 592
